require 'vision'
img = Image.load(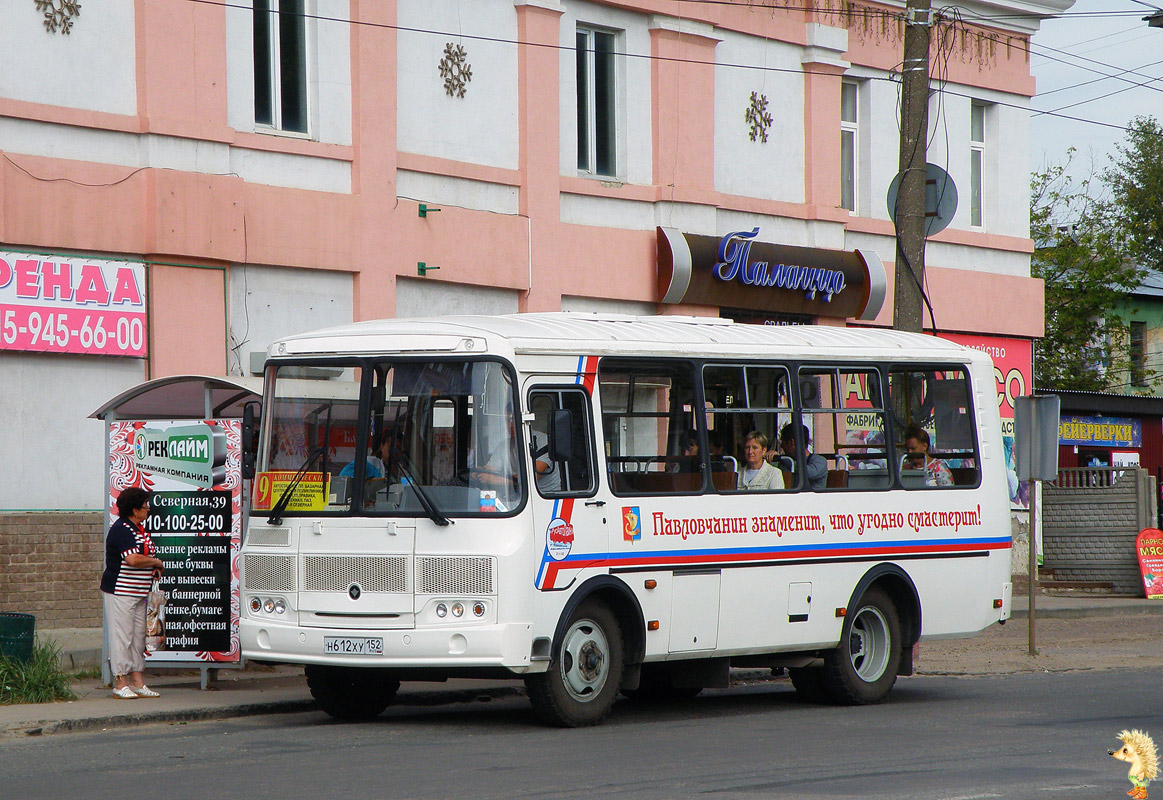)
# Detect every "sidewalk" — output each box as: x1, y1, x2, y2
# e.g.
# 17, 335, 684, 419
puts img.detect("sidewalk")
4, 592, 1161, 739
